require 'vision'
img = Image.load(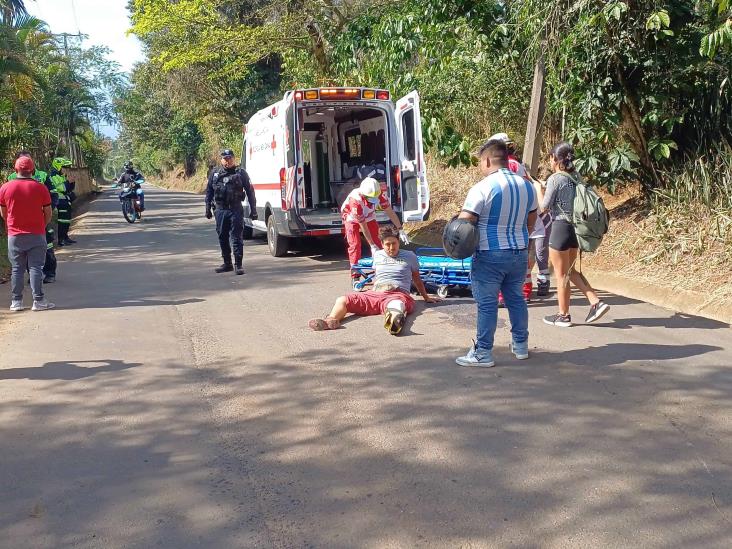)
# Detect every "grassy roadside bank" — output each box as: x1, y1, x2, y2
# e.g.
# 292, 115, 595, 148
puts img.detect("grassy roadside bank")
408, 161, 732, 312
